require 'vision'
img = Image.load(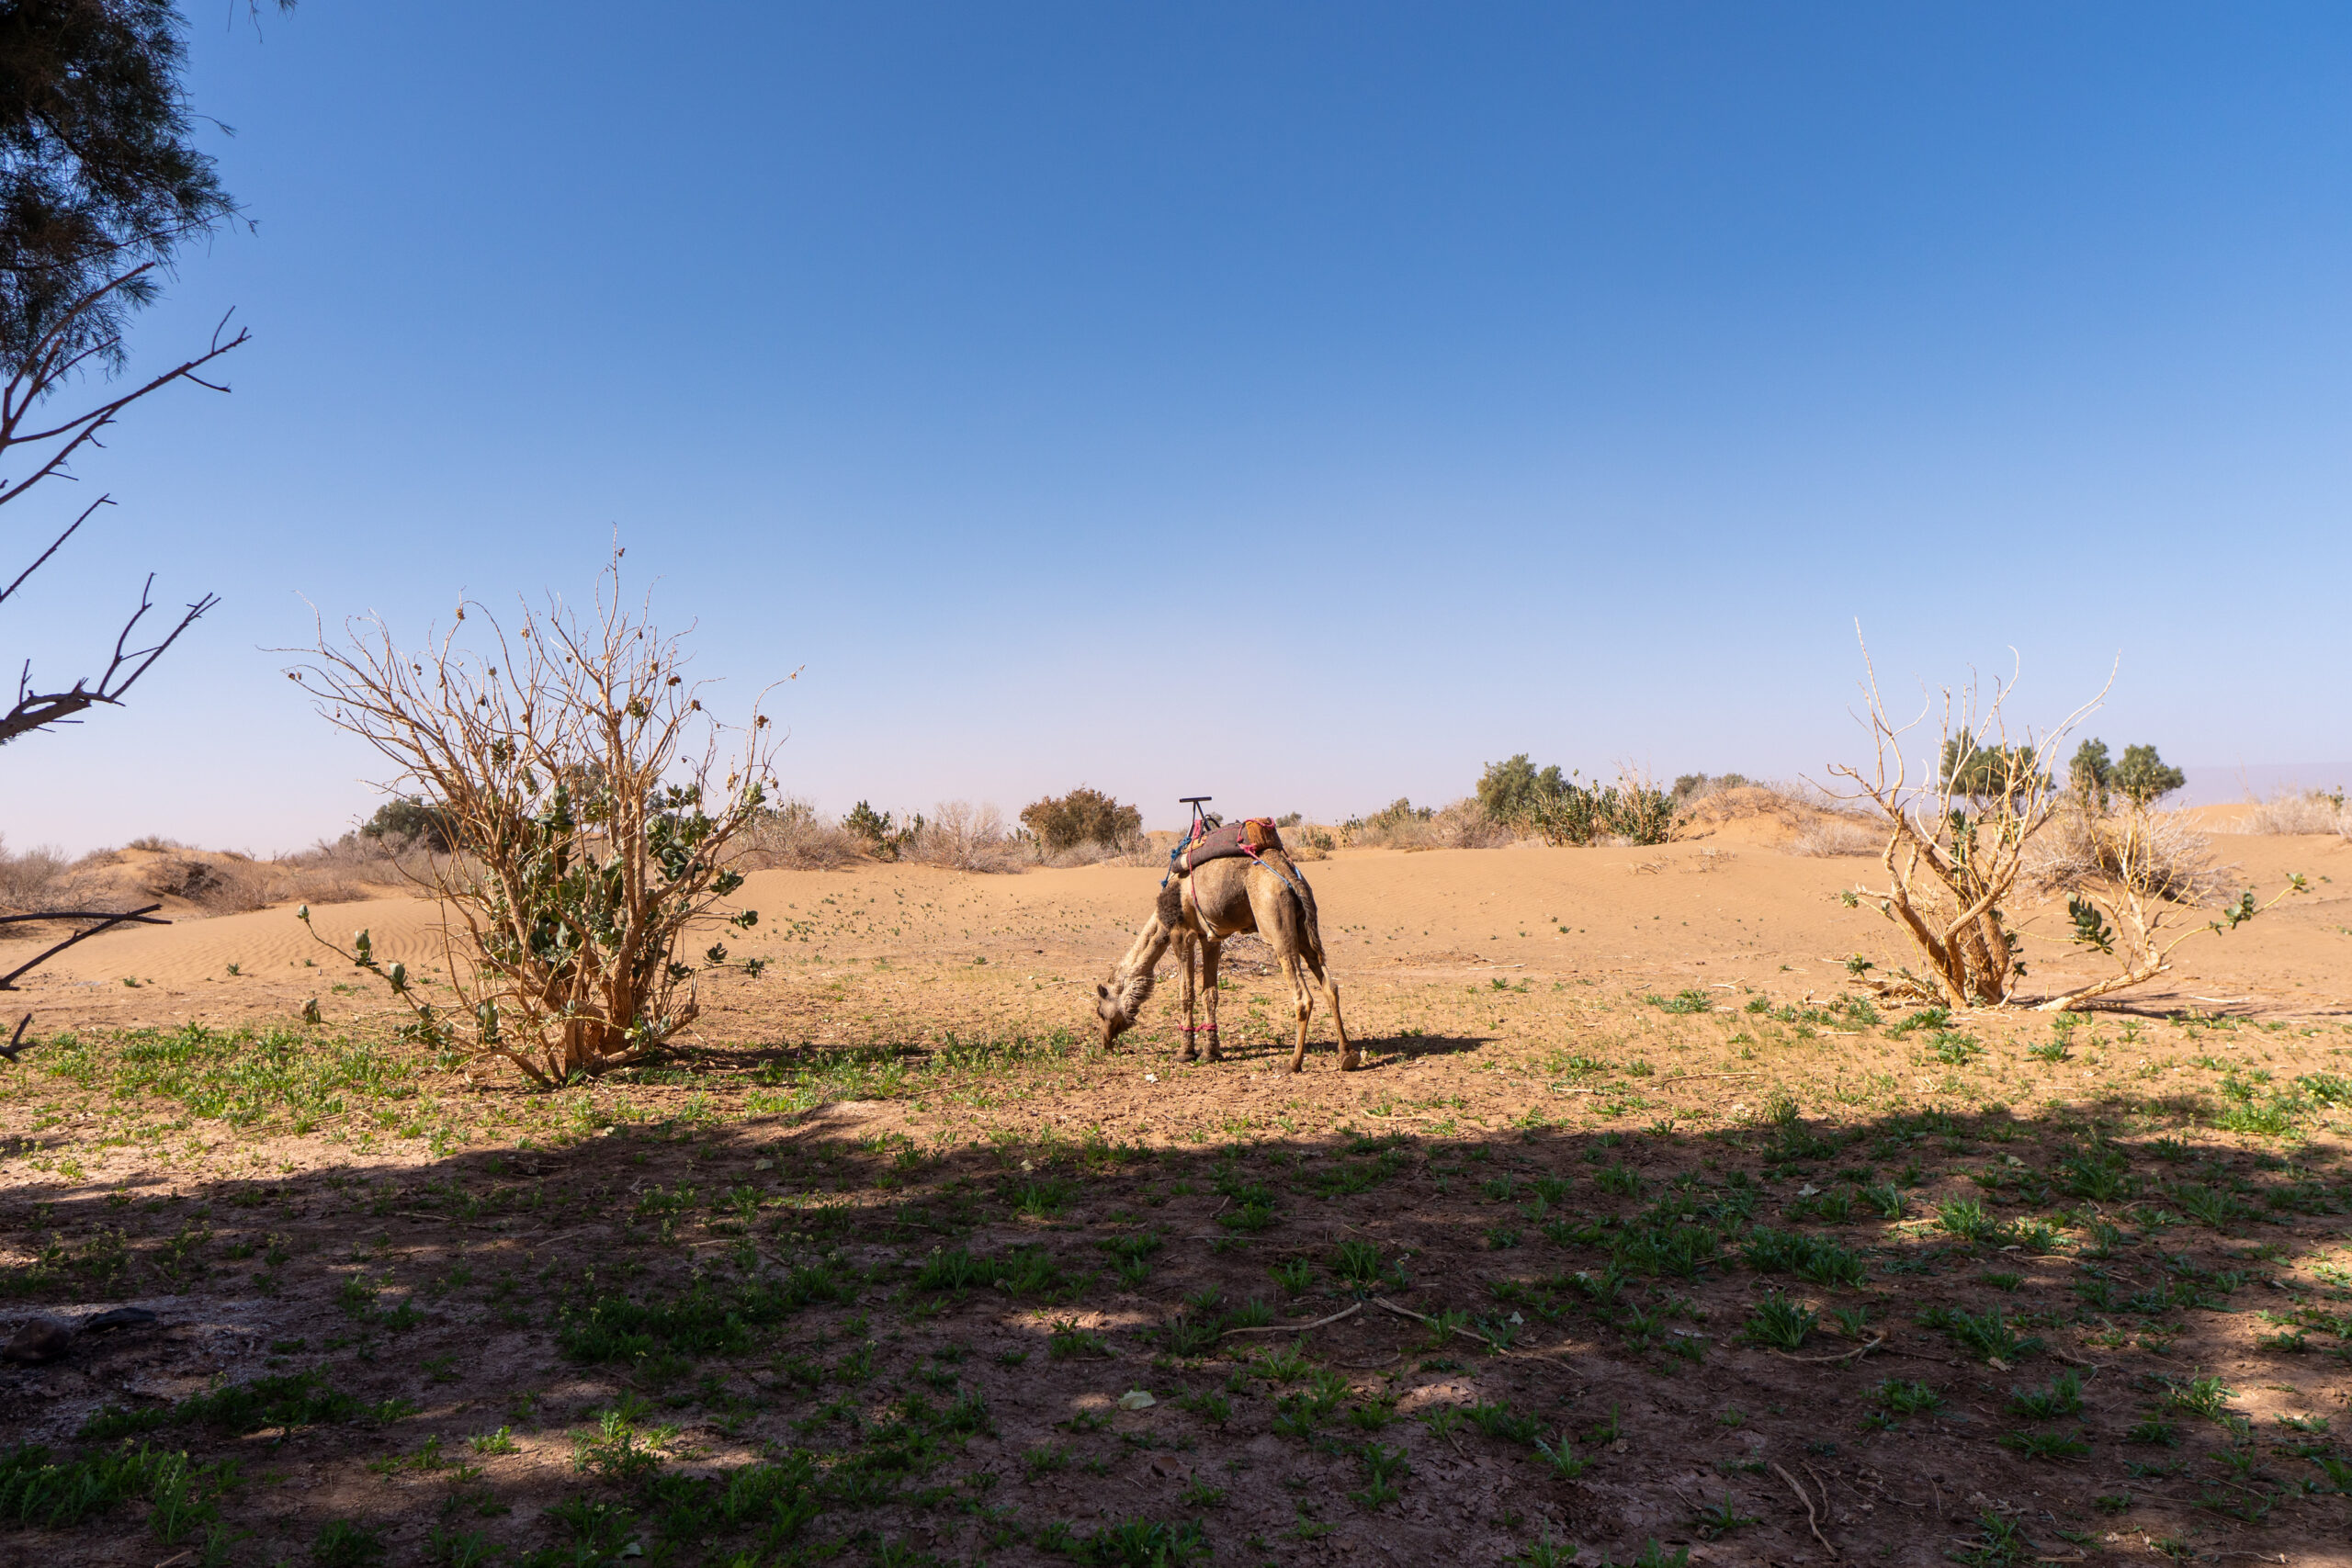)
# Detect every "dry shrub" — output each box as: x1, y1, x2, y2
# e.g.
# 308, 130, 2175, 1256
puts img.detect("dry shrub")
2028, 807, 2233, 906
2240, 787, 2348, 838
147, 851, 272, 913
1433, 797, 1513, 848
1826, 639, 2100, 1008
1340, 798, 1437, 849
737, 799, 865, 870
1343, 796, 1536, 850
906, 801, 1024, 873
2026, 800, 2302, 1011
1039, 836, 1147, 868
1790, 815, 1887, 858
291, 553, 777, 1084
266, 832, 433, 906
0, 834, 71, 912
